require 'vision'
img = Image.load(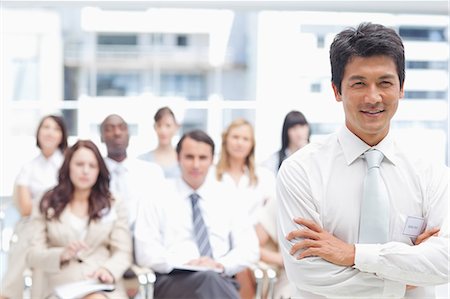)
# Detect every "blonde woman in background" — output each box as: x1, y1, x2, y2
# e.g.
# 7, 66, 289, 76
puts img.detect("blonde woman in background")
216, 118, 276, 299
1, 115, 68, 299
138, 106, 181, 178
